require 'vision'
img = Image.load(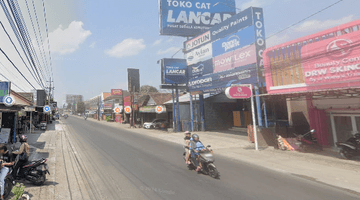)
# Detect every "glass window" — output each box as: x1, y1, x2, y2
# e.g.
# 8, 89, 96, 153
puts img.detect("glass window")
334, 116, 353, 142
356, 116, 360, 133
